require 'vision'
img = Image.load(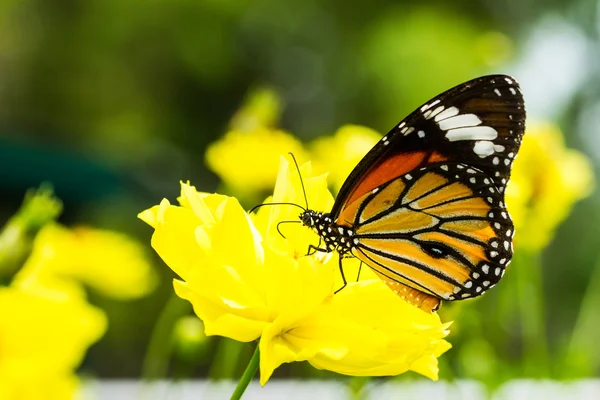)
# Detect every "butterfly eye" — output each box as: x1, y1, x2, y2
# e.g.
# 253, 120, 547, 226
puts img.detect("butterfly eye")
421, 242, 453, 259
